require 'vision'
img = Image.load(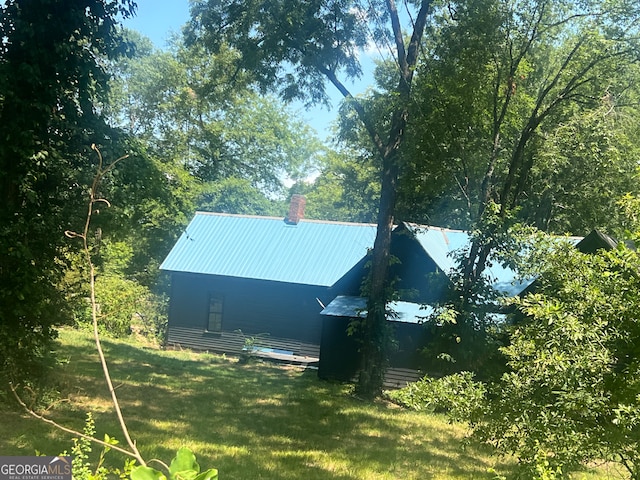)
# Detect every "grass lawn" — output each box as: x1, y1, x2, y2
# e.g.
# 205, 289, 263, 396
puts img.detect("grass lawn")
0, 328, 626, 479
